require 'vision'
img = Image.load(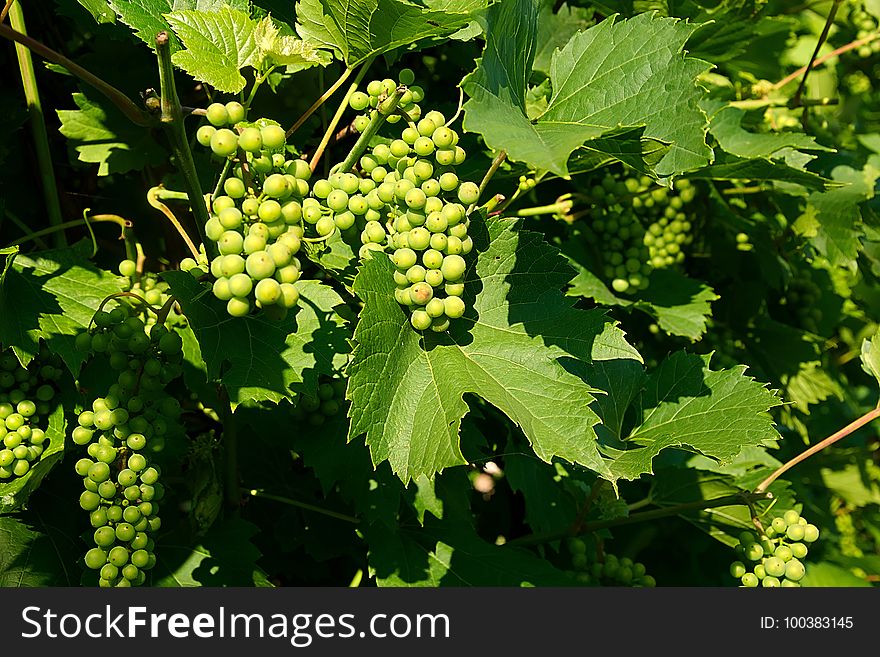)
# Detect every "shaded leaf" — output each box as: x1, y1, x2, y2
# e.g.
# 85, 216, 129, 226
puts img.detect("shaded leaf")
163, 272, 349, 406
